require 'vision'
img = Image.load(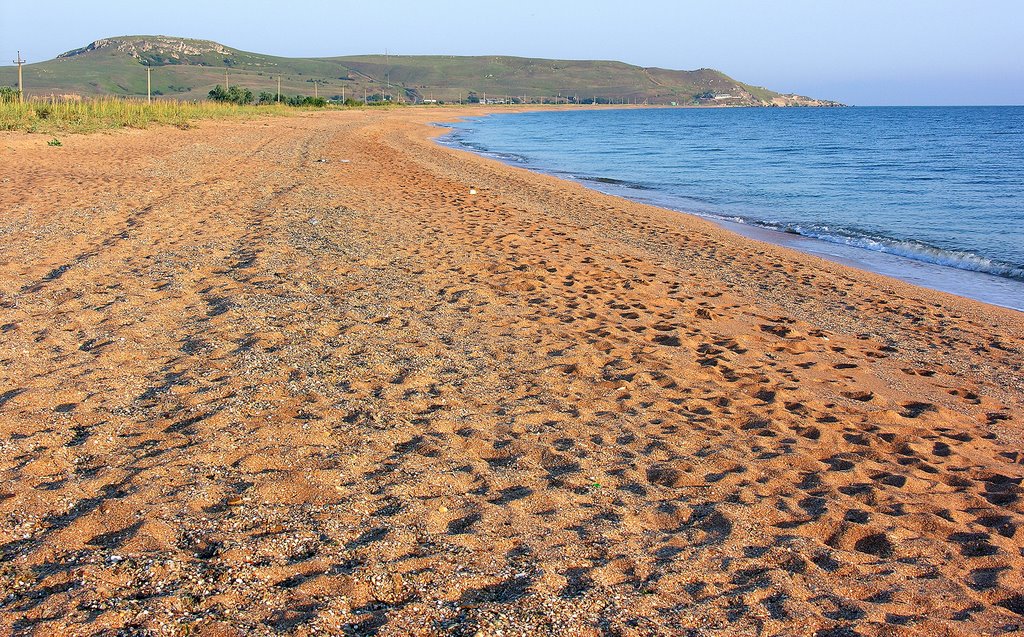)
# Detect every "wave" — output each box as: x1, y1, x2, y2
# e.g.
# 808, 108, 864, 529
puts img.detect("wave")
707, 216, 1024, 281
438, 133, 530, 164
795, 229, 1024, 280
576, 175, 653, 190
